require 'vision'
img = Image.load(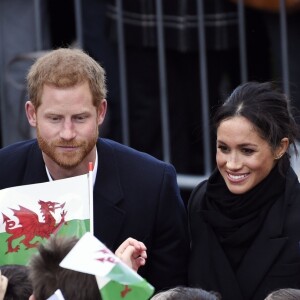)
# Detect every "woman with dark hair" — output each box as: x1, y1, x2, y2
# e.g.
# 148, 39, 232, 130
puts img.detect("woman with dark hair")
188, 81, 300, 300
